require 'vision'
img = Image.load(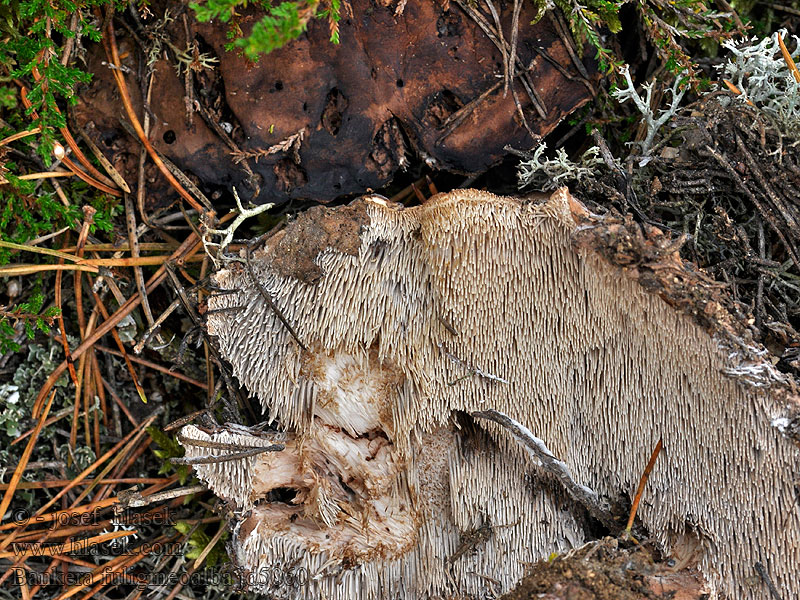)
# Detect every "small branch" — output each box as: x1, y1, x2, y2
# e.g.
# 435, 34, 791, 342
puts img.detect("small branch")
116, 484, 207, 509
472, 409, 620, 532
755, 561, 784, 600
171, 445, 284, 465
